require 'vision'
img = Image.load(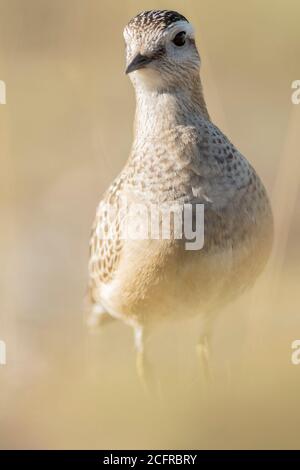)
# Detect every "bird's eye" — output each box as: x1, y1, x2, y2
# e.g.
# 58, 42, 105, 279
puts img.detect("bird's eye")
172, 31, 186, 47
